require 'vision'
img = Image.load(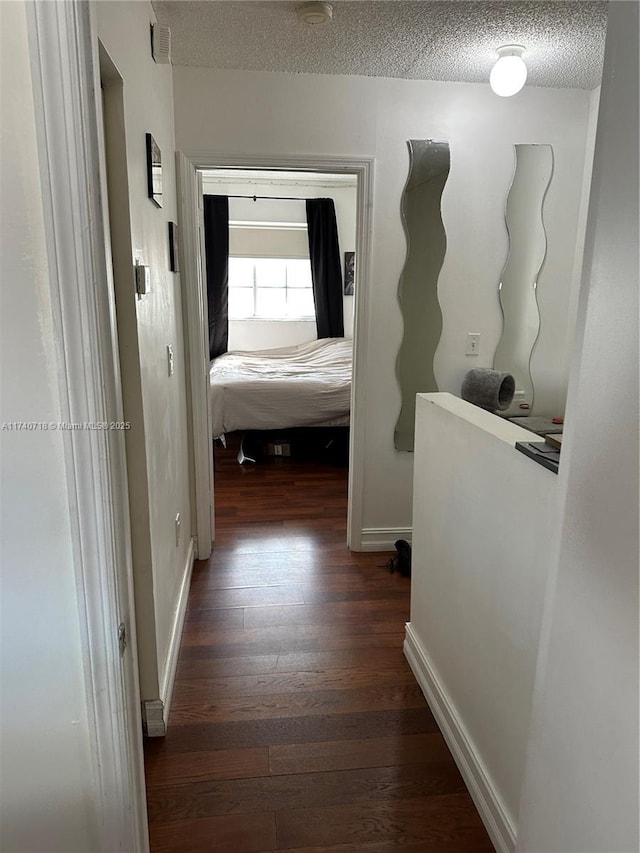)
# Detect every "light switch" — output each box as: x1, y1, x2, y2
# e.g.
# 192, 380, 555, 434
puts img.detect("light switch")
466, 333, 481, 355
